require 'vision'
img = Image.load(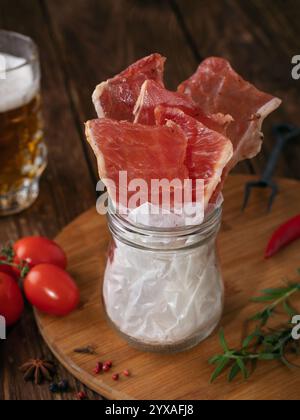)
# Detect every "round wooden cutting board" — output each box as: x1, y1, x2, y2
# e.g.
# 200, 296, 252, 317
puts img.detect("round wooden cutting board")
35, 175, 300, 400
